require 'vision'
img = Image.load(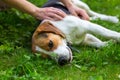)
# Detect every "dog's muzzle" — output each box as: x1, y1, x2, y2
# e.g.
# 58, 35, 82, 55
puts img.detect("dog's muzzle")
57, 46, 73, 66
